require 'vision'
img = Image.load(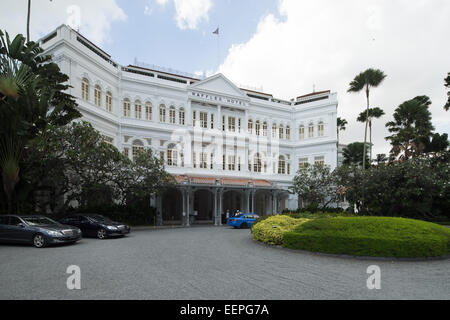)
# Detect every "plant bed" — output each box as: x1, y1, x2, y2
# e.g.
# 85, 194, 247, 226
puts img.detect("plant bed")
282, 217, 450, 258
251, 215, 309, 245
